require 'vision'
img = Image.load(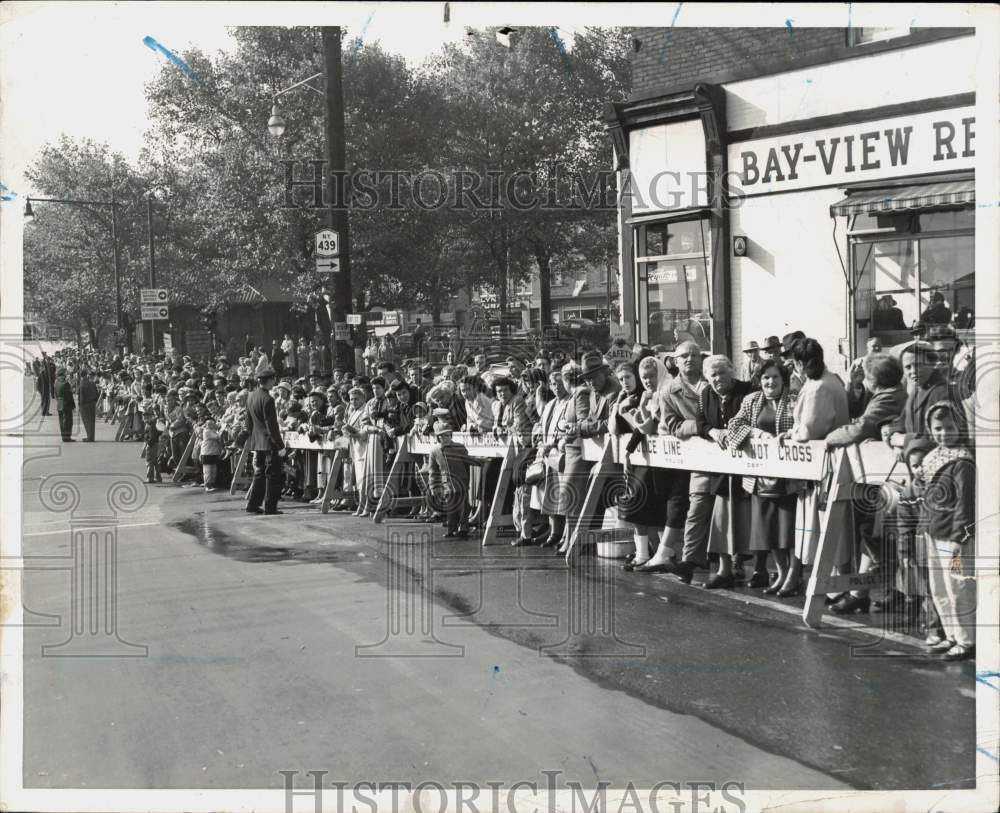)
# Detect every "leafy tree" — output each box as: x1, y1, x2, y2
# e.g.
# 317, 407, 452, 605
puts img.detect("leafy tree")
426, 26, 630, 326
